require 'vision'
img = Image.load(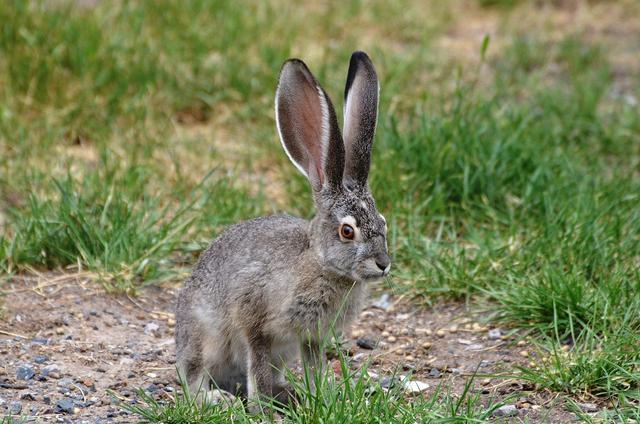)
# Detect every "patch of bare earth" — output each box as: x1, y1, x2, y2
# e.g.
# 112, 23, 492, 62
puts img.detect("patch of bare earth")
0, 277, 581, 422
